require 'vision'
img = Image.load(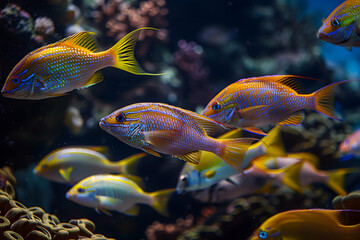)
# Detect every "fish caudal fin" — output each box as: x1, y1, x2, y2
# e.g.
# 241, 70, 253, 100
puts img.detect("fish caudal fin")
313, 81, 350, 120
117, 152, 147, 175
150, 188, 175, 217
218, 138, 256, 172
109, 27, 163, 75
328, 168, 359, 196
